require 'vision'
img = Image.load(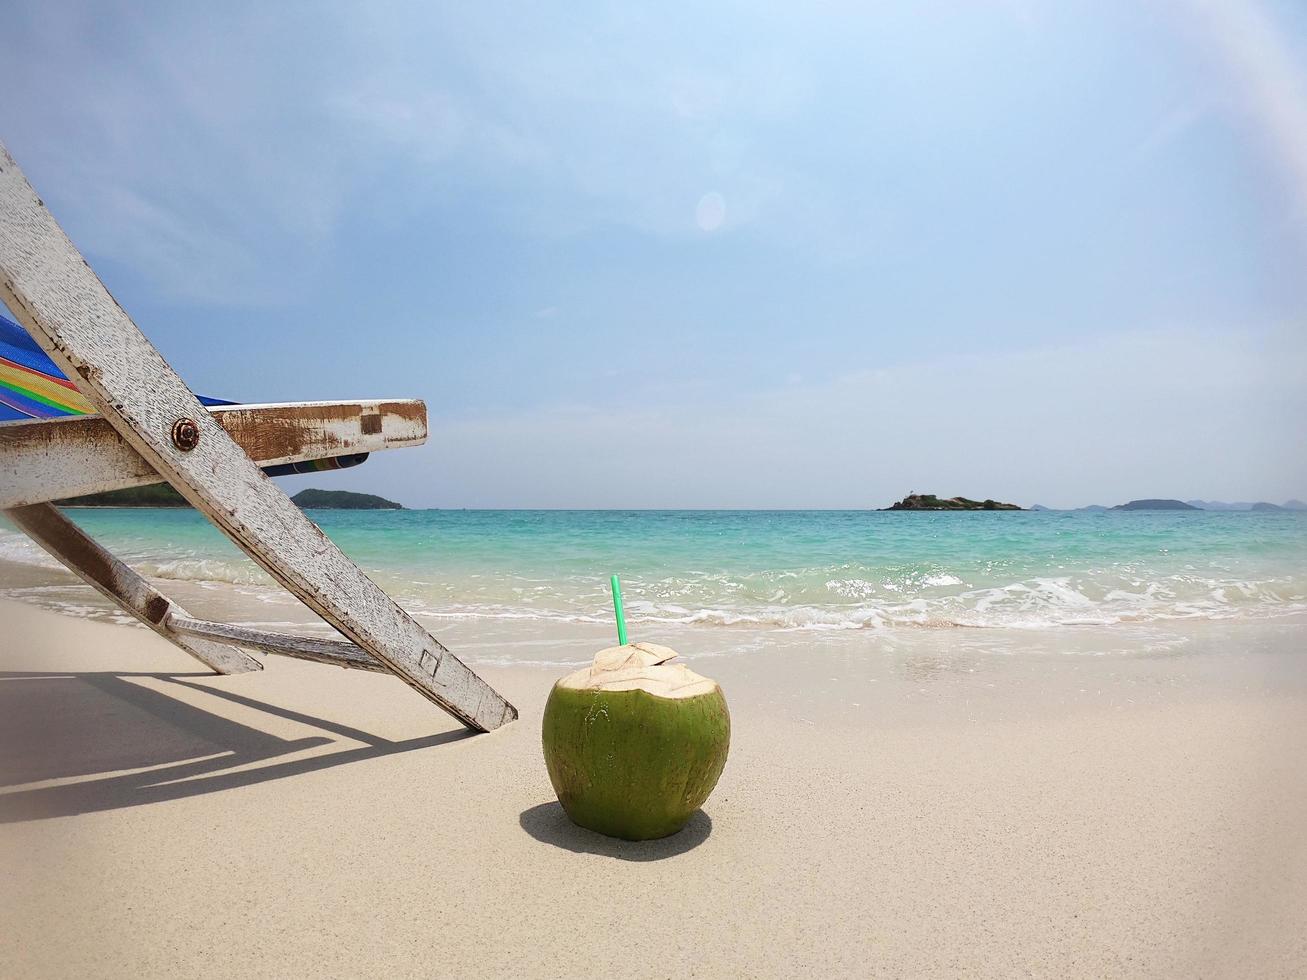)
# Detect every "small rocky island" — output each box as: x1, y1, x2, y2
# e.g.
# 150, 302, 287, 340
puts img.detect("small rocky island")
290, 488, 403, 510
883, 493, 1023, 511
